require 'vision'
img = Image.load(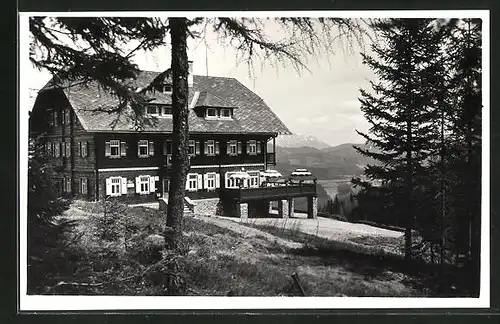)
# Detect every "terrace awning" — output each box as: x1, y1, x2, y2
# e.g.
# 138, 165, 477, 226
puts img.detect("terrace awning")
261, 170, 283, 178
